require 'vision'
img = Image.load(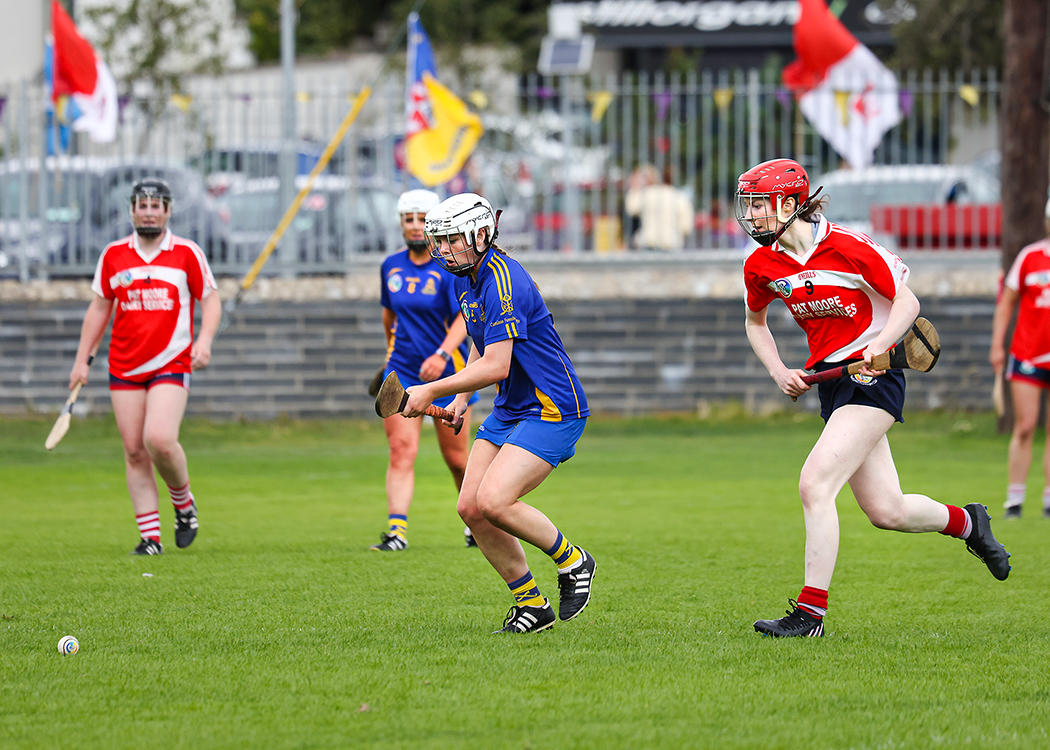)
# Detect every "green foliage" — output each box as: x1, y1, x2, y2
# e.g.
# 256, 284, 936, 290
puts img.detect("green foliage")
2, 413, 1048, 749
886, 0, 1005, 71
234, 0, 391, 62
234, 0, 548, 72
84, 0, 227, 91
